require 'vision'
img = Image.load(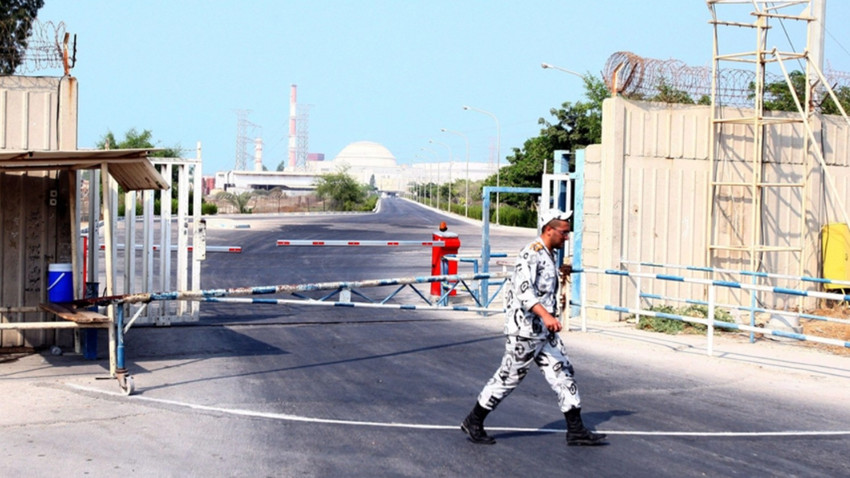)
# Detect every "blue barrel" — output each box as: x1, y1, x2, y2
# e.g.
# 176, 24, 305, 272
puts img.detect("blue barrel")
47, 263, 74, 303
